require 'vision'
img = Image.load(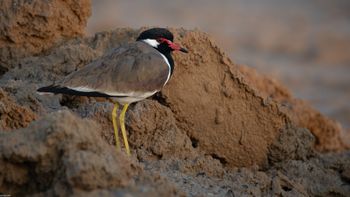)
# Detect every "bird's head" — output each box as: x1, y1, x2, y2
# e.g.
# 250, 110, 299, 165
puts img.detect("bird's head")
137, 28, 188, 54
